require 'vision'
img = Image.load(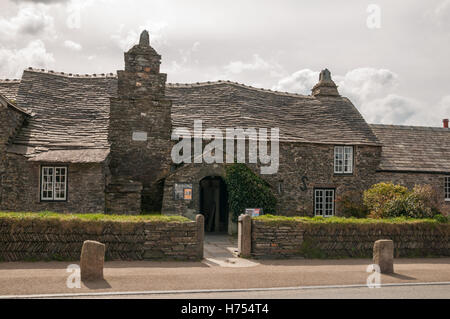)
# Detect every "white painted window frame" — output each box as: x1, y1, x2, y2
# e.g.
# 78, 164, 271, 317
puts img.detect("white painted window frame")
334, 146, 353, 174
445, 176, 450, 201
41, 166, 67, 201
314, 189, 335, 217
